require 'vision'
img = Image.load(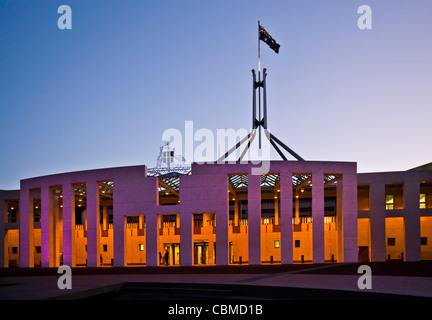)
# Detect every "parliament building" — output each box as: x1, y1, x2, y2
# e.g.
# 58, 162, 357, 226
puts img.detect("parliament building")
1, 159, 432, 268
